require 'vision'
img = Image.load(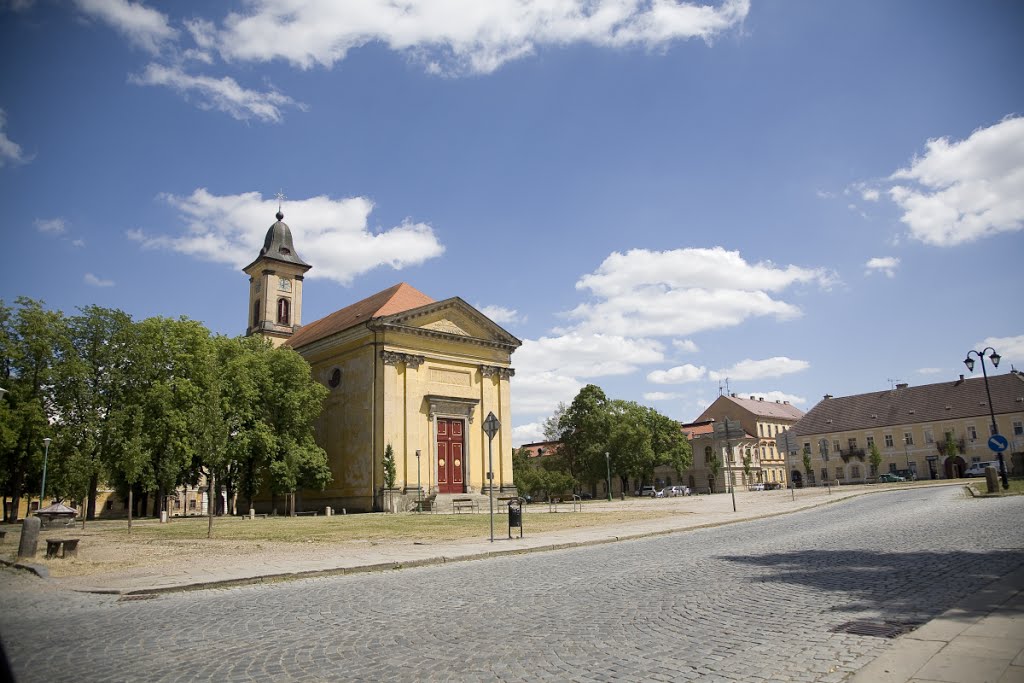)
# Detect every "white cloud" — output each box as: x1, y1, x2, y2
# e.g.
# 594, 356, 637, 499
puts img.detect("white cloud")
511, 370, 582, 417
0, 109, 28, 167
917, 367, 943, 375
737, 390, 806, 405
517, 334, 664, 379
673, 339, 699, 353
73, 0, 177, 55
129, 64, 304, 123
566, 247, 835, 337
477, 304, 524, 326
887, 116, 1024, 246
643, 391, 682, 401
647, 364, 706, 384
84, 273, 115, 287
972, 335, 1024, 367
213, 0, 750, 75
861, 188, 880, 202
512, 422, 545, 447
130, 189, 445, 285
864, 256, 900, 278
708, 356, 809, 382
71, 239, 86, 248
34, 217, 66, 234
